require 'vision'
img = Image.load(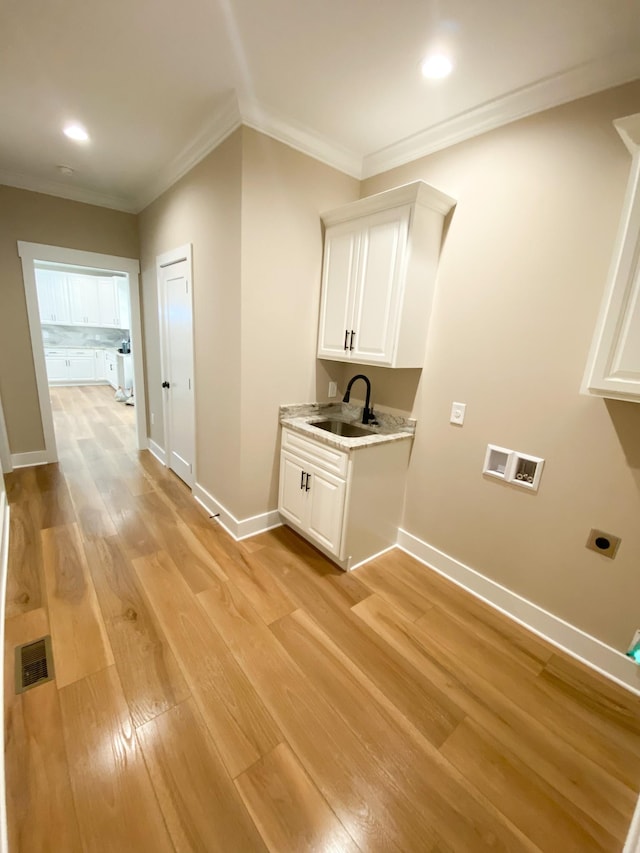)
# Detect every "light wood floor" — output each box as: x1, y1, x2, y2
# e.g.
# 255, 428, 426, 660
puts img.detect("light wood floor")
3, 384, 640, 852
